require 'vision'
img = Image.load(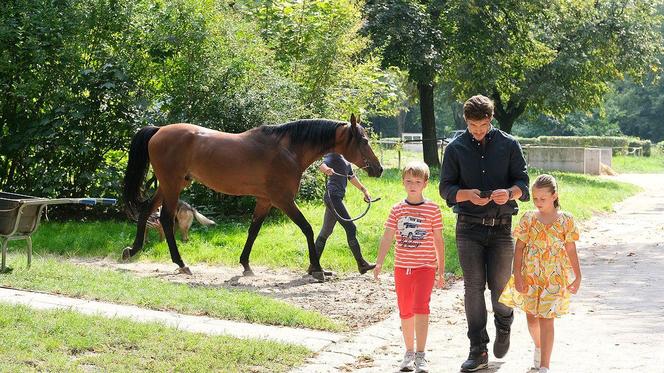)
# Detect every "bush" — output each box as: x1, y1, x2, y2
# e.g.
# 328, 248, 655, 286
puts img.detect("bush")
515, 136, 652, 156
